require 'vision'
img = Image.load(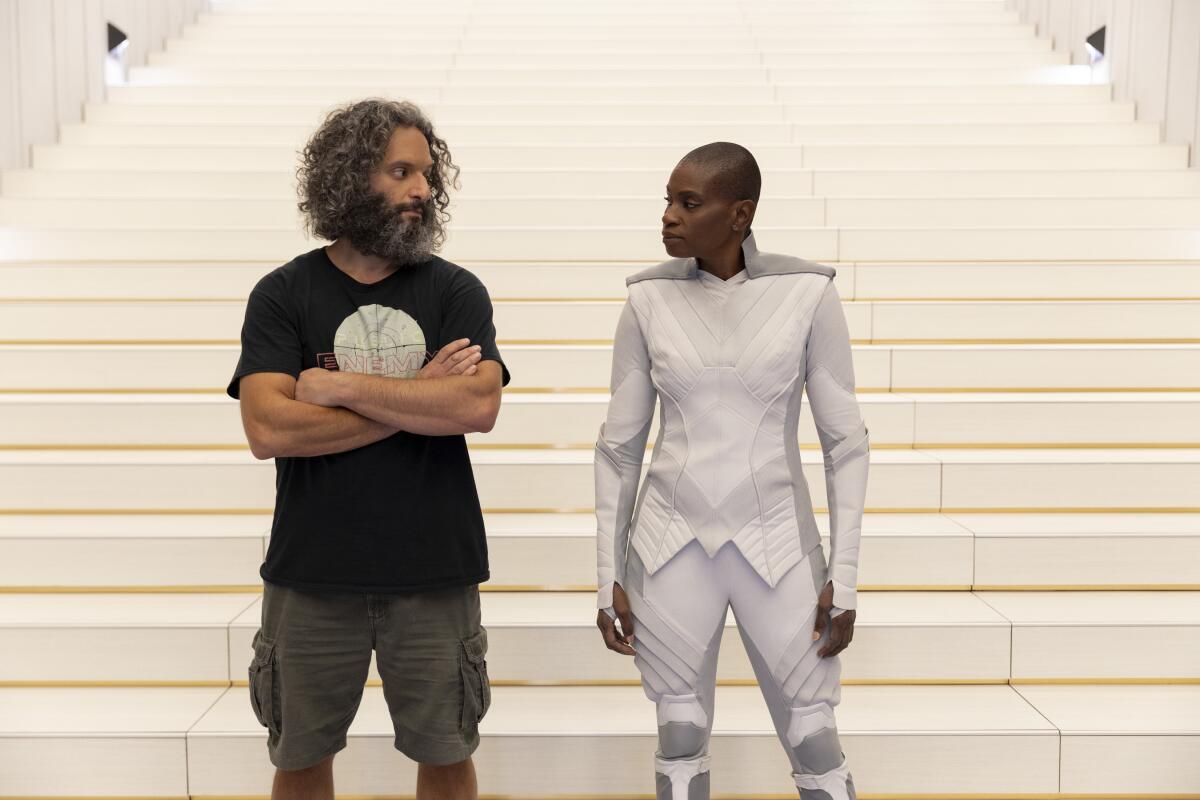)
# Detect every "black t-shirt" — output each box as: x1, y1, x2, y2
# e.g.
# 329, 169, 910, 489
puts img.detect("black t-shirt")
227, 246, 511, 594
